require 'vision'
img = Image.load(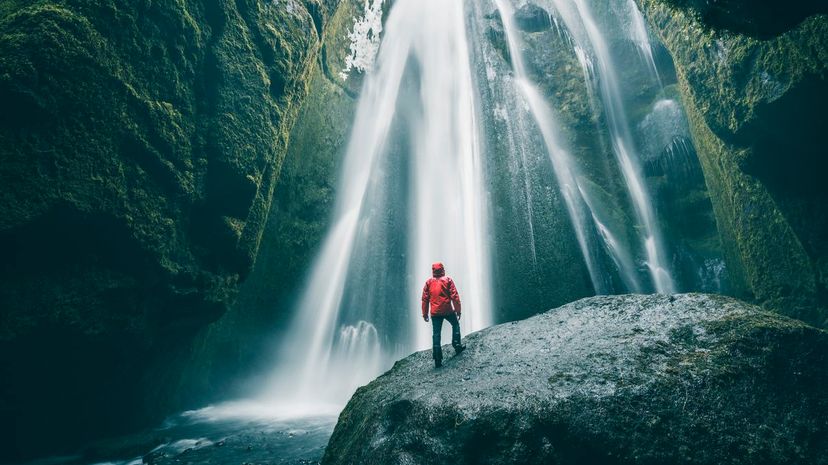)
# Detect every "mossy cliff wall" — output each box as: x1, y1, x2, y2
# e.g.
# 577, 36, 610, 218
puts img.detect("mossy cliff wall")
172, 0, 362, 406
0, 0, 338, 460
635, 0, 828, 327
650, 0, 827, 39
479, 1, 724, 311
